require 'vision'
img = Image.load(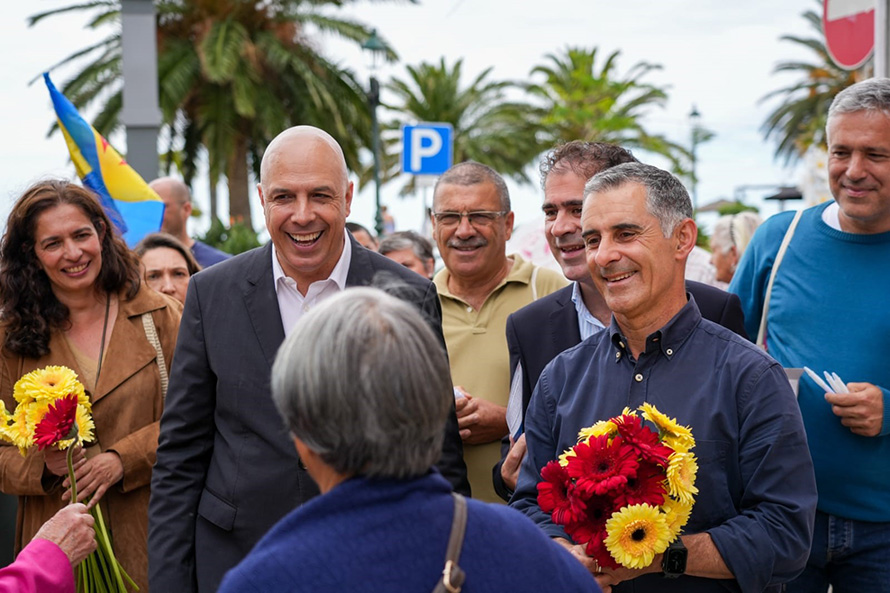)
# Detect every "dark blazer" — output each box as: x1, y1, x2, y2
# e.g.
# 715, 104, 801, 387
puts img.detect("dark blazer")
493, 280, 748, 500
148, 237, 469, 593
